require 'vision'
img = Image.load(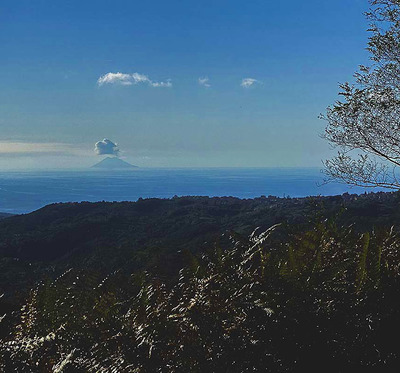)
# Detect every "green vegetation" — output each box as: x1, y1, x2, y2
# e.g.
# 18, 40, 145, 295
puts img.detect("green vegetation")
0, 193, 399, 310
323, 0, 400, 189
1, 215, 400, 371
1, 194, 400, 370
